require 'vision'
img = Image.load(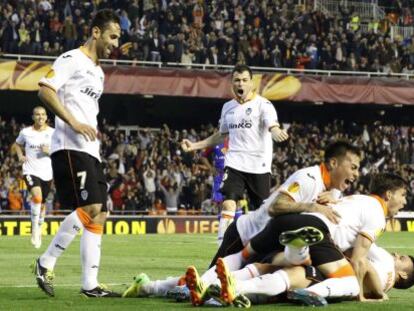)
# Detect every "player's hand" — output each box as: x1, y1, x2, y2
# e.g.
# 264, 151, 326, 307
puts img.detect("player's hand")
41, 145, 50, 155
313, 203, 341, 224
71, 121, 97, 141
18, 155, 26, 164
271, 127, 289, 142
317, 191, 339, 205
181, 139, 194, 152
